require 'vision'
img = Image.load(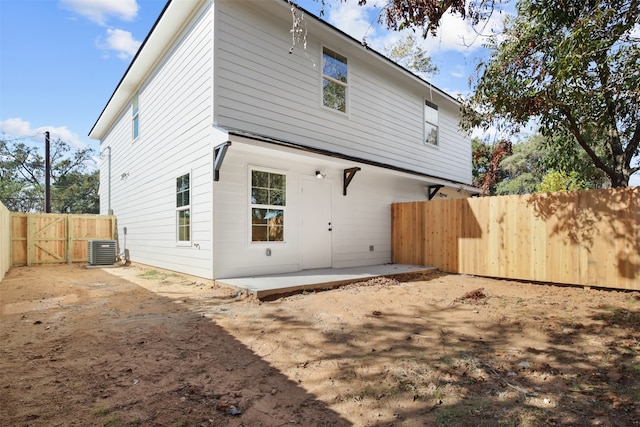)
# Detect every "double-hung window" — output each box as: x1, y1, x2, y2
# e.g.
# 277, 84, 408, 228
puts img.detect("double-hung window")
132, 92, 140, 140
322, 47, 348, 113
250, 169, 286, 242
176, 174, 190, 243
424, 100, 439, 146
